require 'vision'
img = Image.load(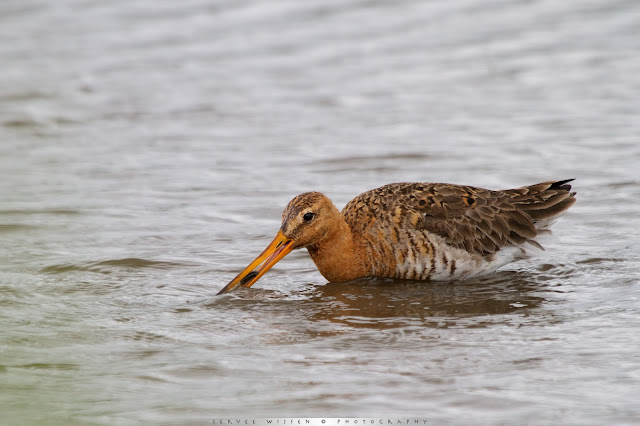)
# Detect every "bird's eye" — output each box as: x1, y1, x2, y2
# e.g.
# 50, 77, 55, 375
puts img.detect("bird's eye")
303, 212, 315, 222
